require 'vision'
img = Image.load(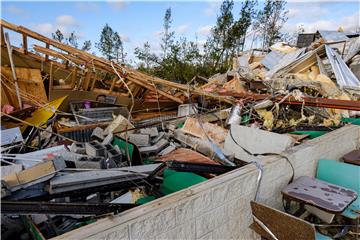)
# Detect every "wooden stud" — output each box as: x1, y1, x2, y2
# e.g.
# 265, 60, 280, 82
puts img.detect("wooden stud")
45, 43, 49, 61
90, 71, 98, 91
22, 34, 27, 54
0, 26, 4, 46
49, 62, 54, 97
82, 71, 92, 91
109, 76, 117, 93
4, 32, 22, 109
71, 68, 77, 89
